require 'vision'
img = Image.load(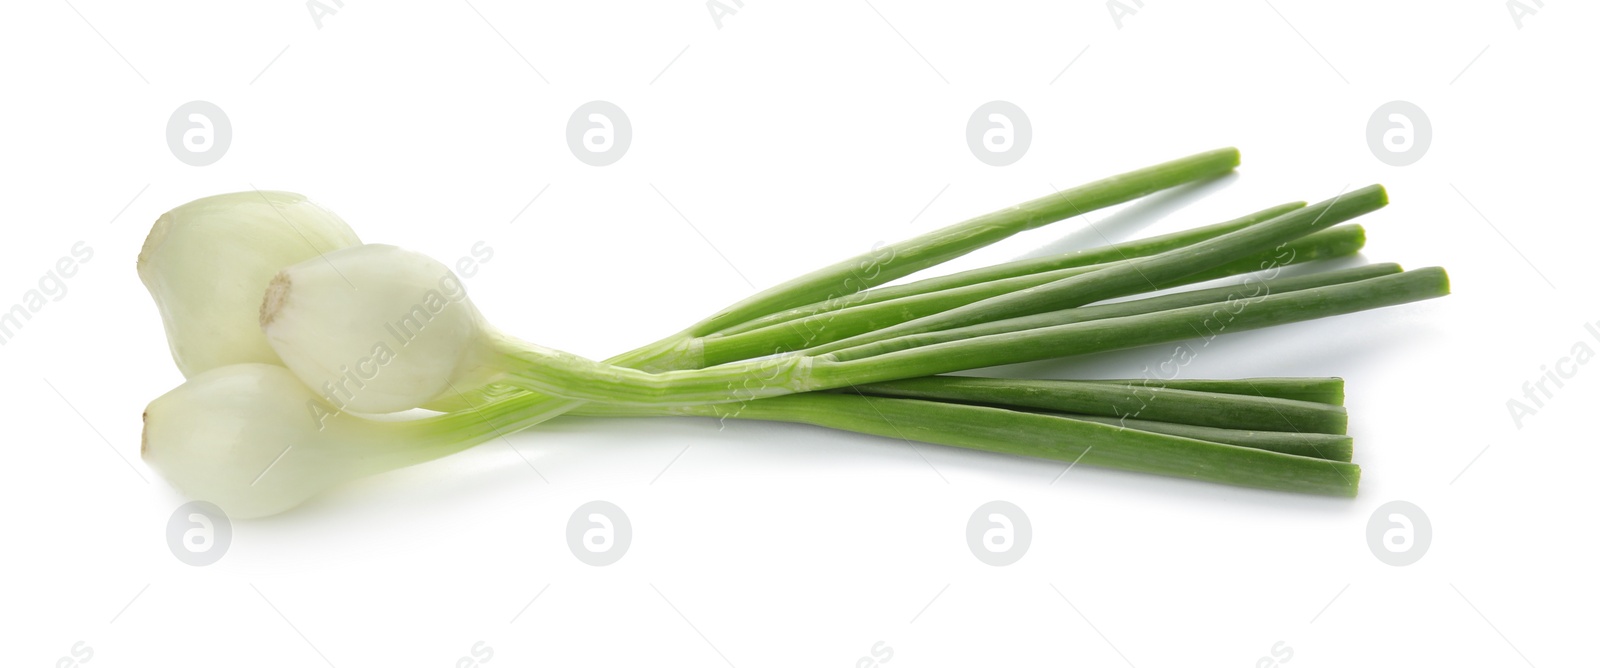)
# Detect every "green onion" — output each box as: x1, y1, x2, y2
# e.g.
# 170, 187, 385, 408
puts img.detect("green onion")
825, 260, 1397, 361
697, 223, 1371, 366
260, 241, 1445, 411
685, 148, 1242, 336
141, 364, 1357, 518
710, 201, 1306, 337
1085, 377, 1346, 405
137, 147, 1448, 517
804, 185, 1390, 356
616, 394, 1362, 497
1046, 414, 1353, 461
812, 268, 1449, 385
848, 376, 1348, 433
575, 398, 1354, 462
